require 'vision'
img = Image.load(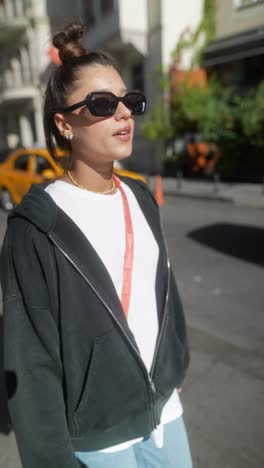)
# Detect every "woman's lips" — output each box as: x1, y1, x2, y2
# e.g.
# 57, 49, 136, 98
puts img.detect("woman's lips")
113, 127, 131, 141
114, 133, 131, 141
